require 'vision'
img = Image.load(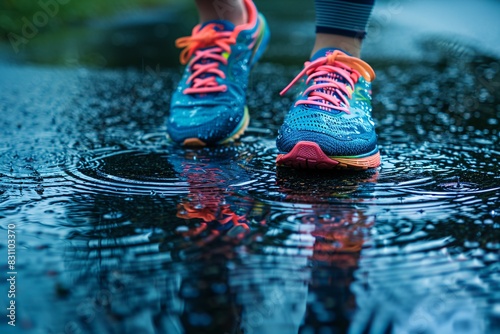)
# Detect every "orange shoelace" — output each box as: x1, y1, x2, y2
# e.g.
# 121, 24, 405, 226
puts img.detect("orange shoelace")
175, 23, 236, 94
280, 50, 376, 113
